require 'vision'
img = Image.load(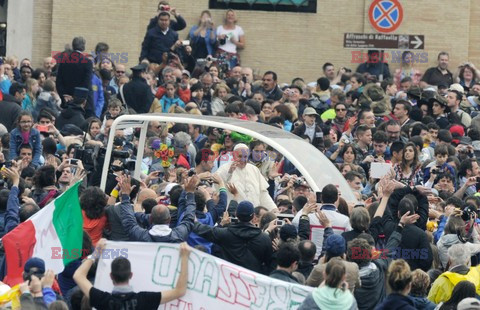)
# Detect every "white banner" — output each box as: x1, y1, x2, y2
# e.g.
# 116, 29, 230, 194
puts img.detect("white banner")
95, 241, 313, 309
